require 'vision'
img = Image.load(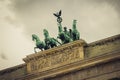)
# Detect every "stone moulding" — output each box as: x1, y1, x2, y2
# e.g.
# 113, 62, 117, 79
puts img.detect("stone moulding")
23, 39, 86, 74
17, 46, 120, 80
86, 34, 120, 47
